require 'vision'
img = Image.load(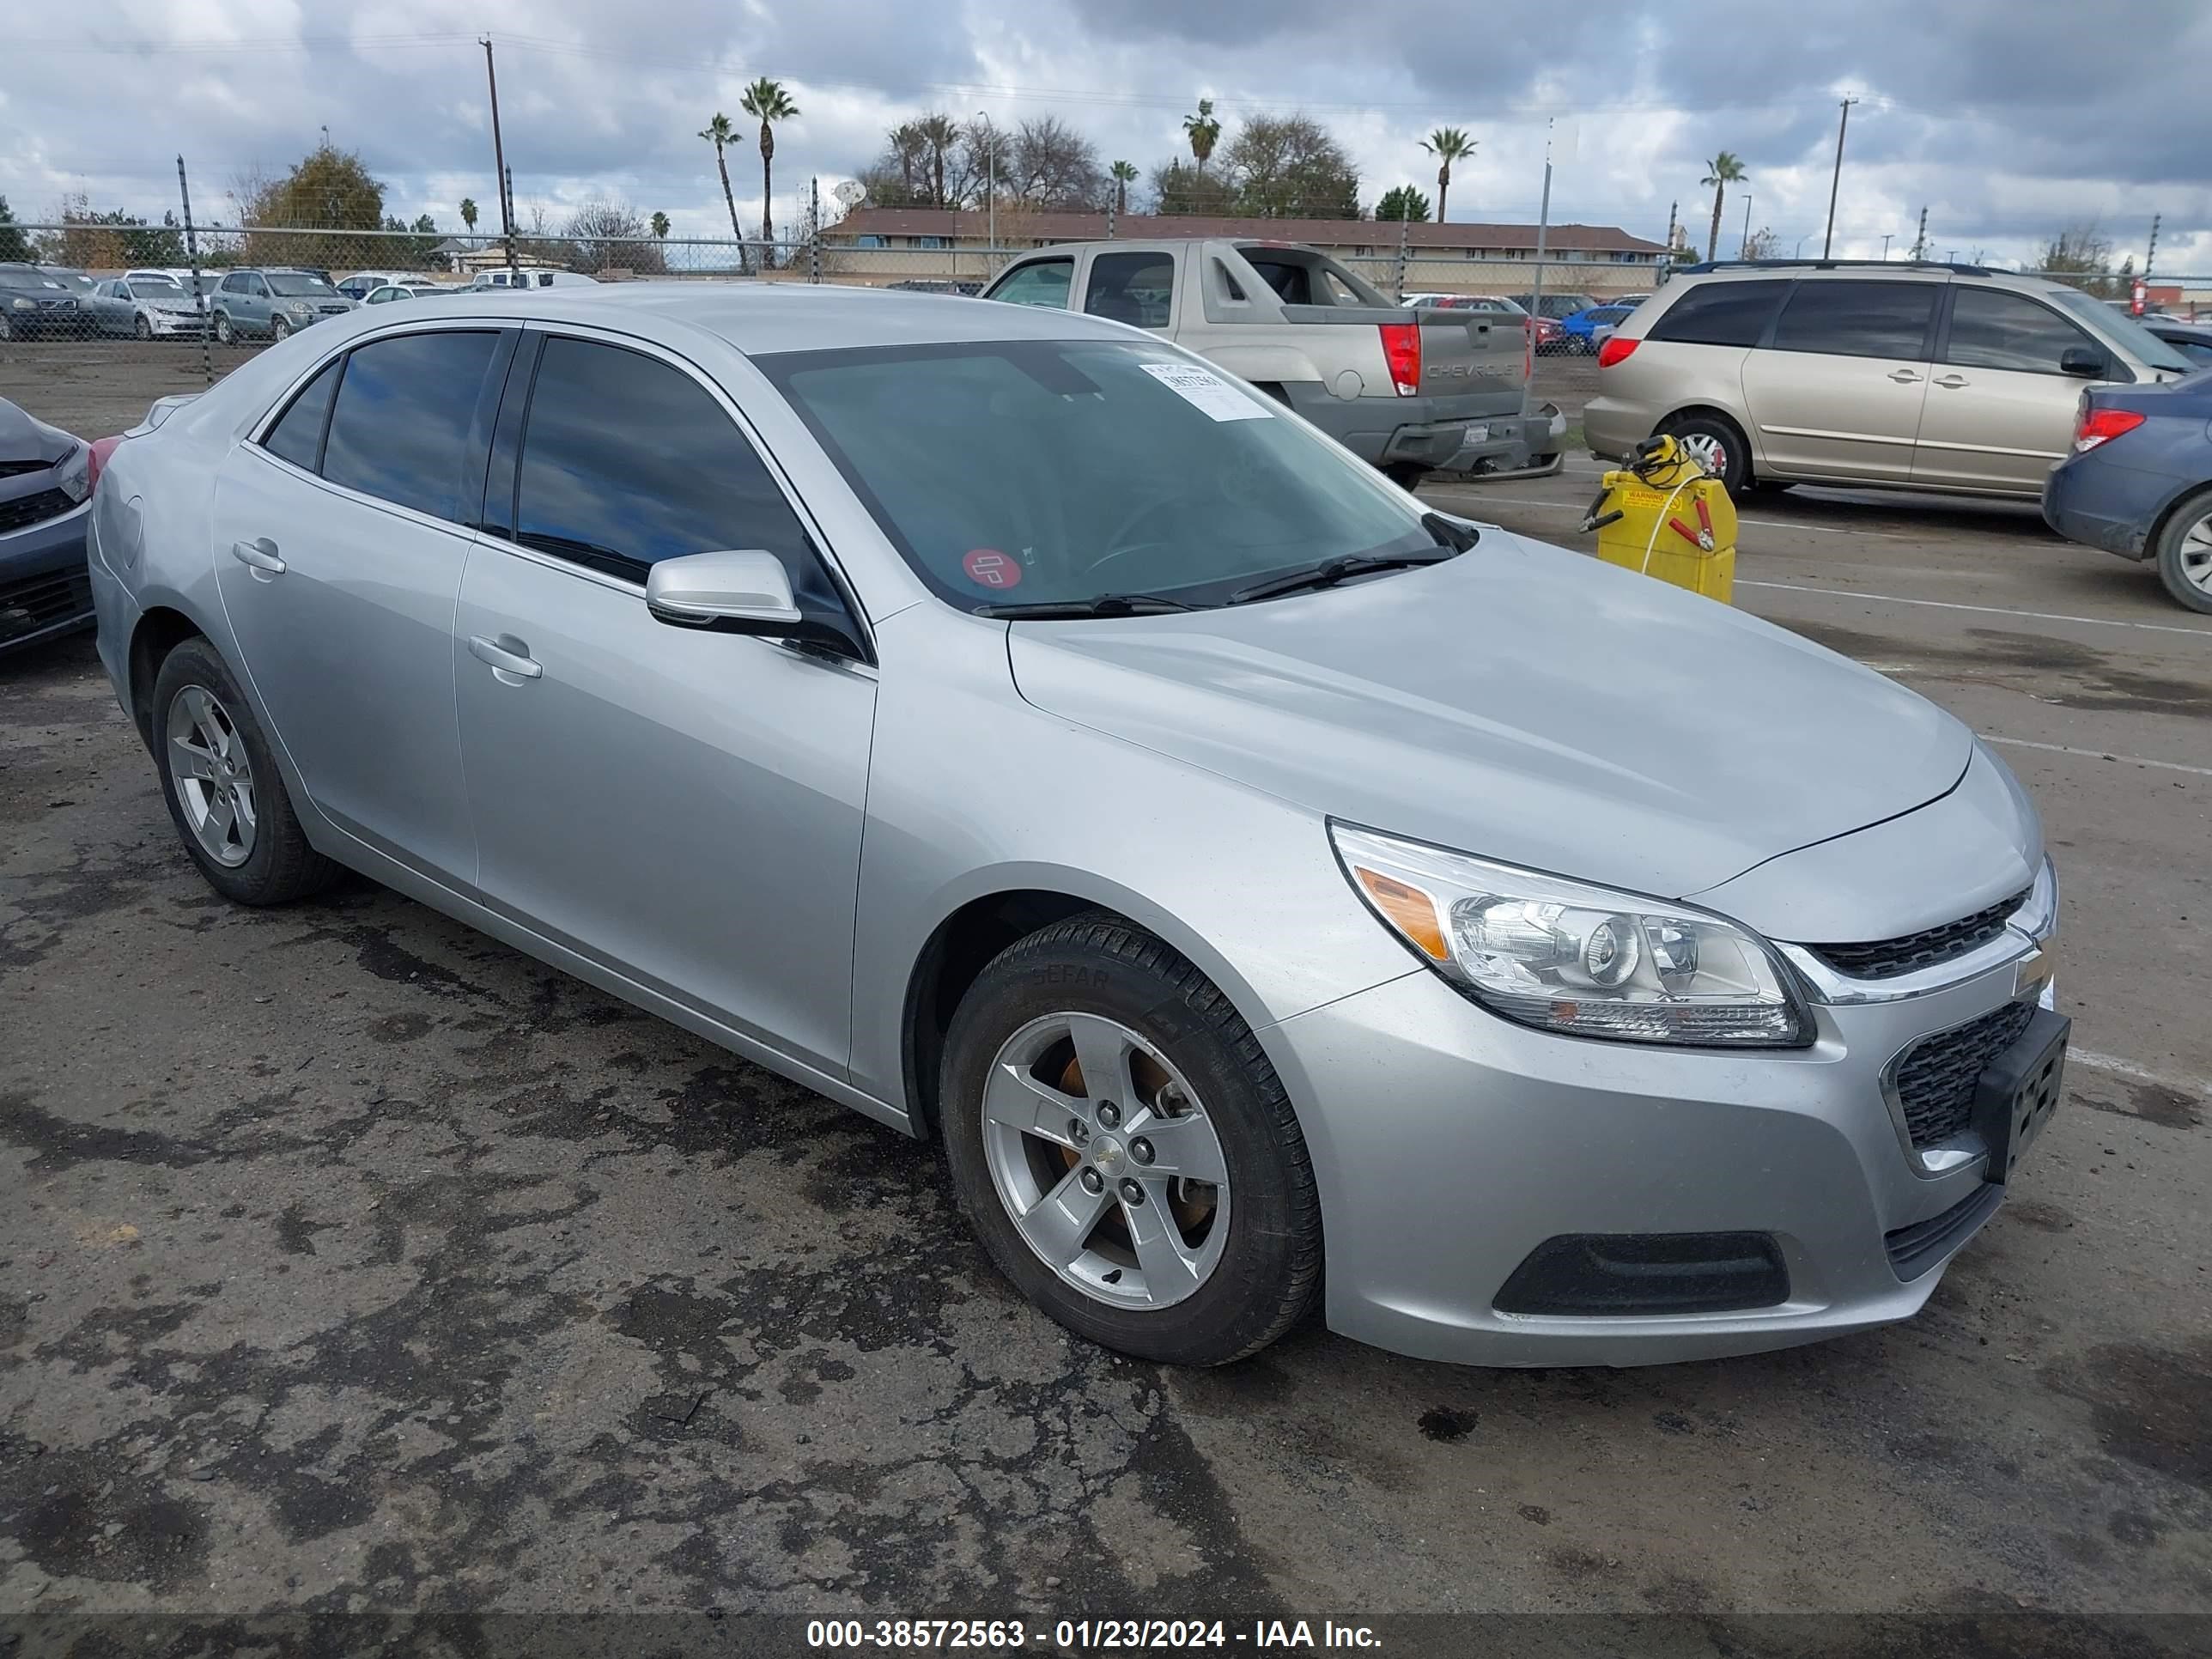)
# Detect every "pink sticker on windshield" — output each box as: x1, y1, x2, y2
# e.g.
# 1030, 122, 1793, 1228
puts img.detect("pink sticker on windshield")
962, 549, 1021, 589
